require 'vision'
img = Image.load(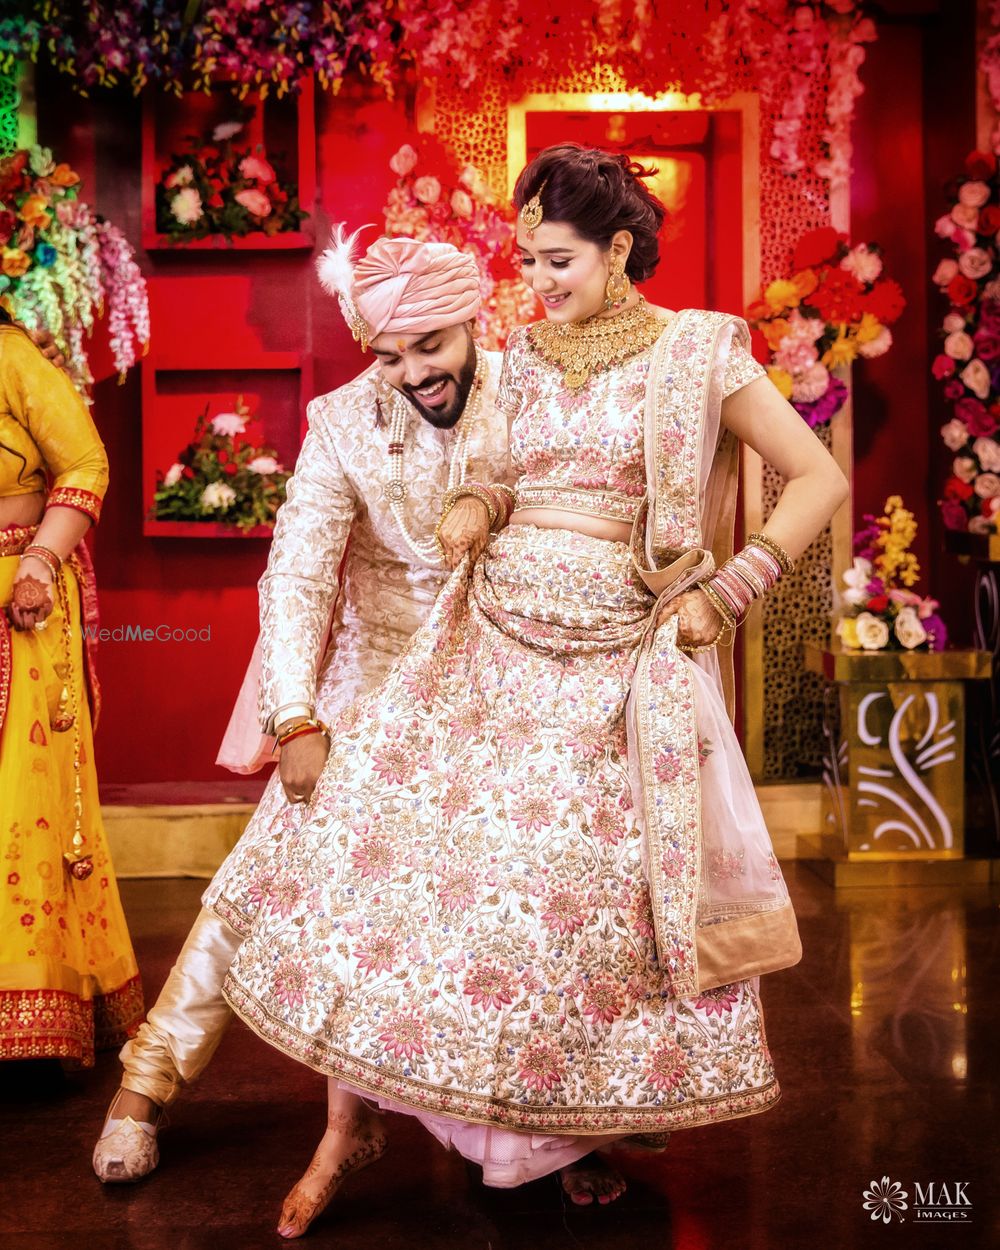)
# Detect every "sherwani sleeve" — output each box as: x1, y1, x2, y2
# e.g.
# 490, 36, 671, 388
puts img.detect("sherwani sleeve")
258, 396, 358, 732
